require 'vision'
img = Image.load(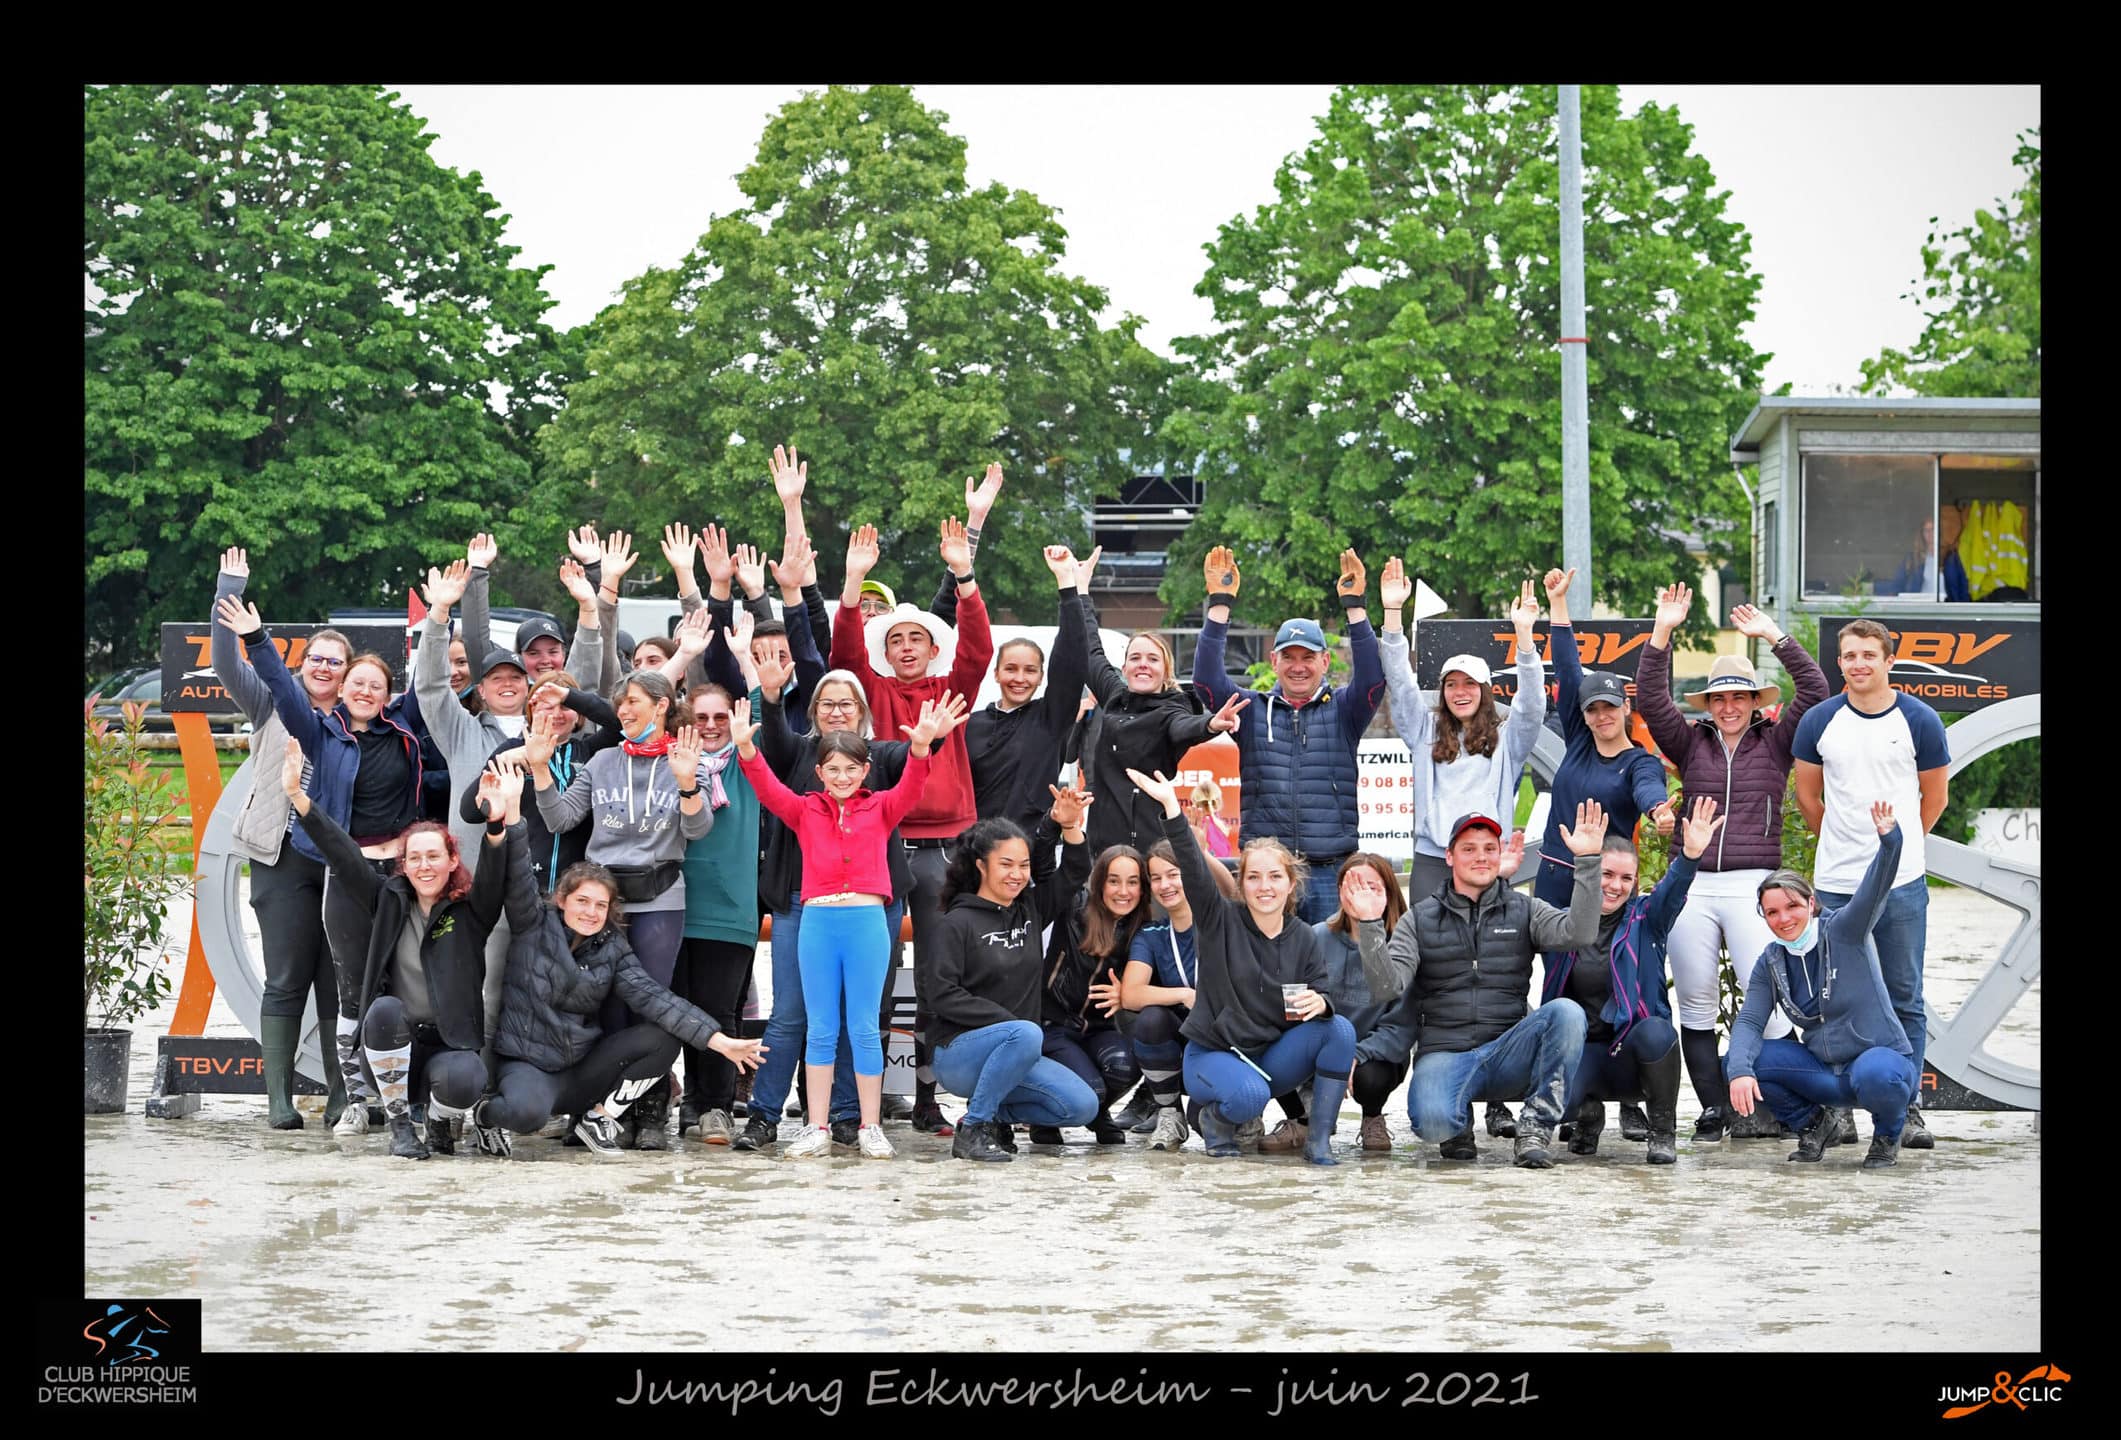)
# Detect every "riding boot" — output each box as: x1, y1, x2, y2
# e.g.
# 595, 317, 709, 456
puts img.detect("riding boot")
259, 1014, 304, 1130
1642, 1043, 1683, 1166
